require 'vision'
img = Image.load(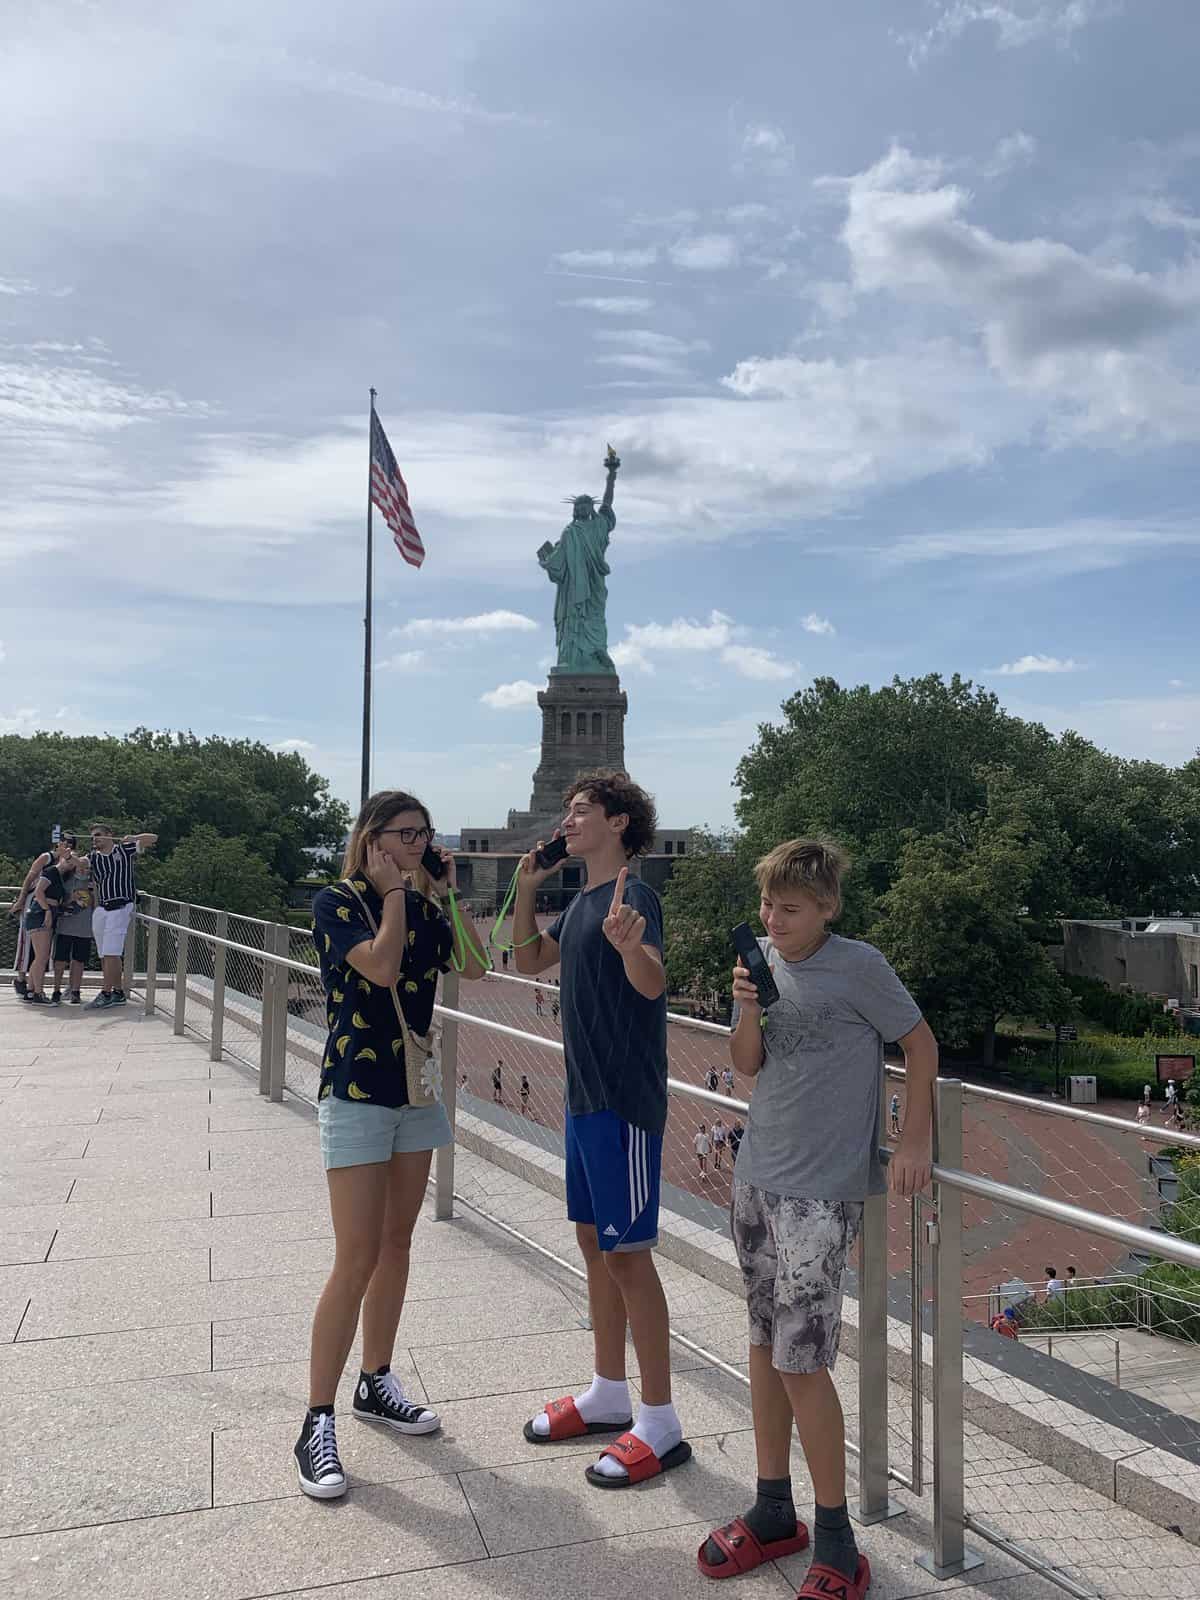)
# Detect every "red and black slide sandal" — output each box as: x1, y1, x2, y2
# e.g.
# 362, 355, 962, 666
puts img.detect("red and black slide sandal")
584, 1430, 693, 1488
796, 1555, 871, 1600
697, 1517, 811, 1579
522, 1395, 633, 1444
